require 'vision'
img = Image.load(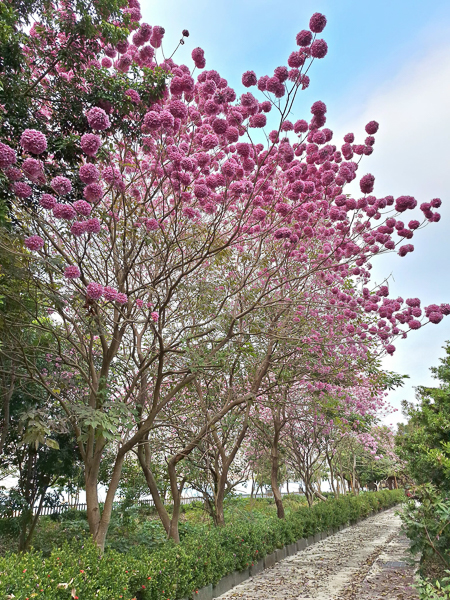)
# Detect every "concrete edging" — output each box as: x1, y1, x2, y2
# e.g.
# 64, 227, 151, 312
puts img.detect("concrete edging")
184, 505, 393, 600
